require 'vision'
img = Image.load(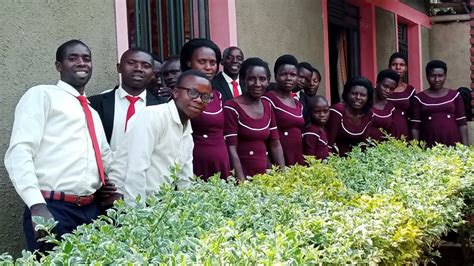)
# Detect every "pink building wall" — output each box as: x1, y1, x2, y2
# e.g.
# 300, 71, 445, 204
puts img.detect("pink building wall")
114, 0, 430, 98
